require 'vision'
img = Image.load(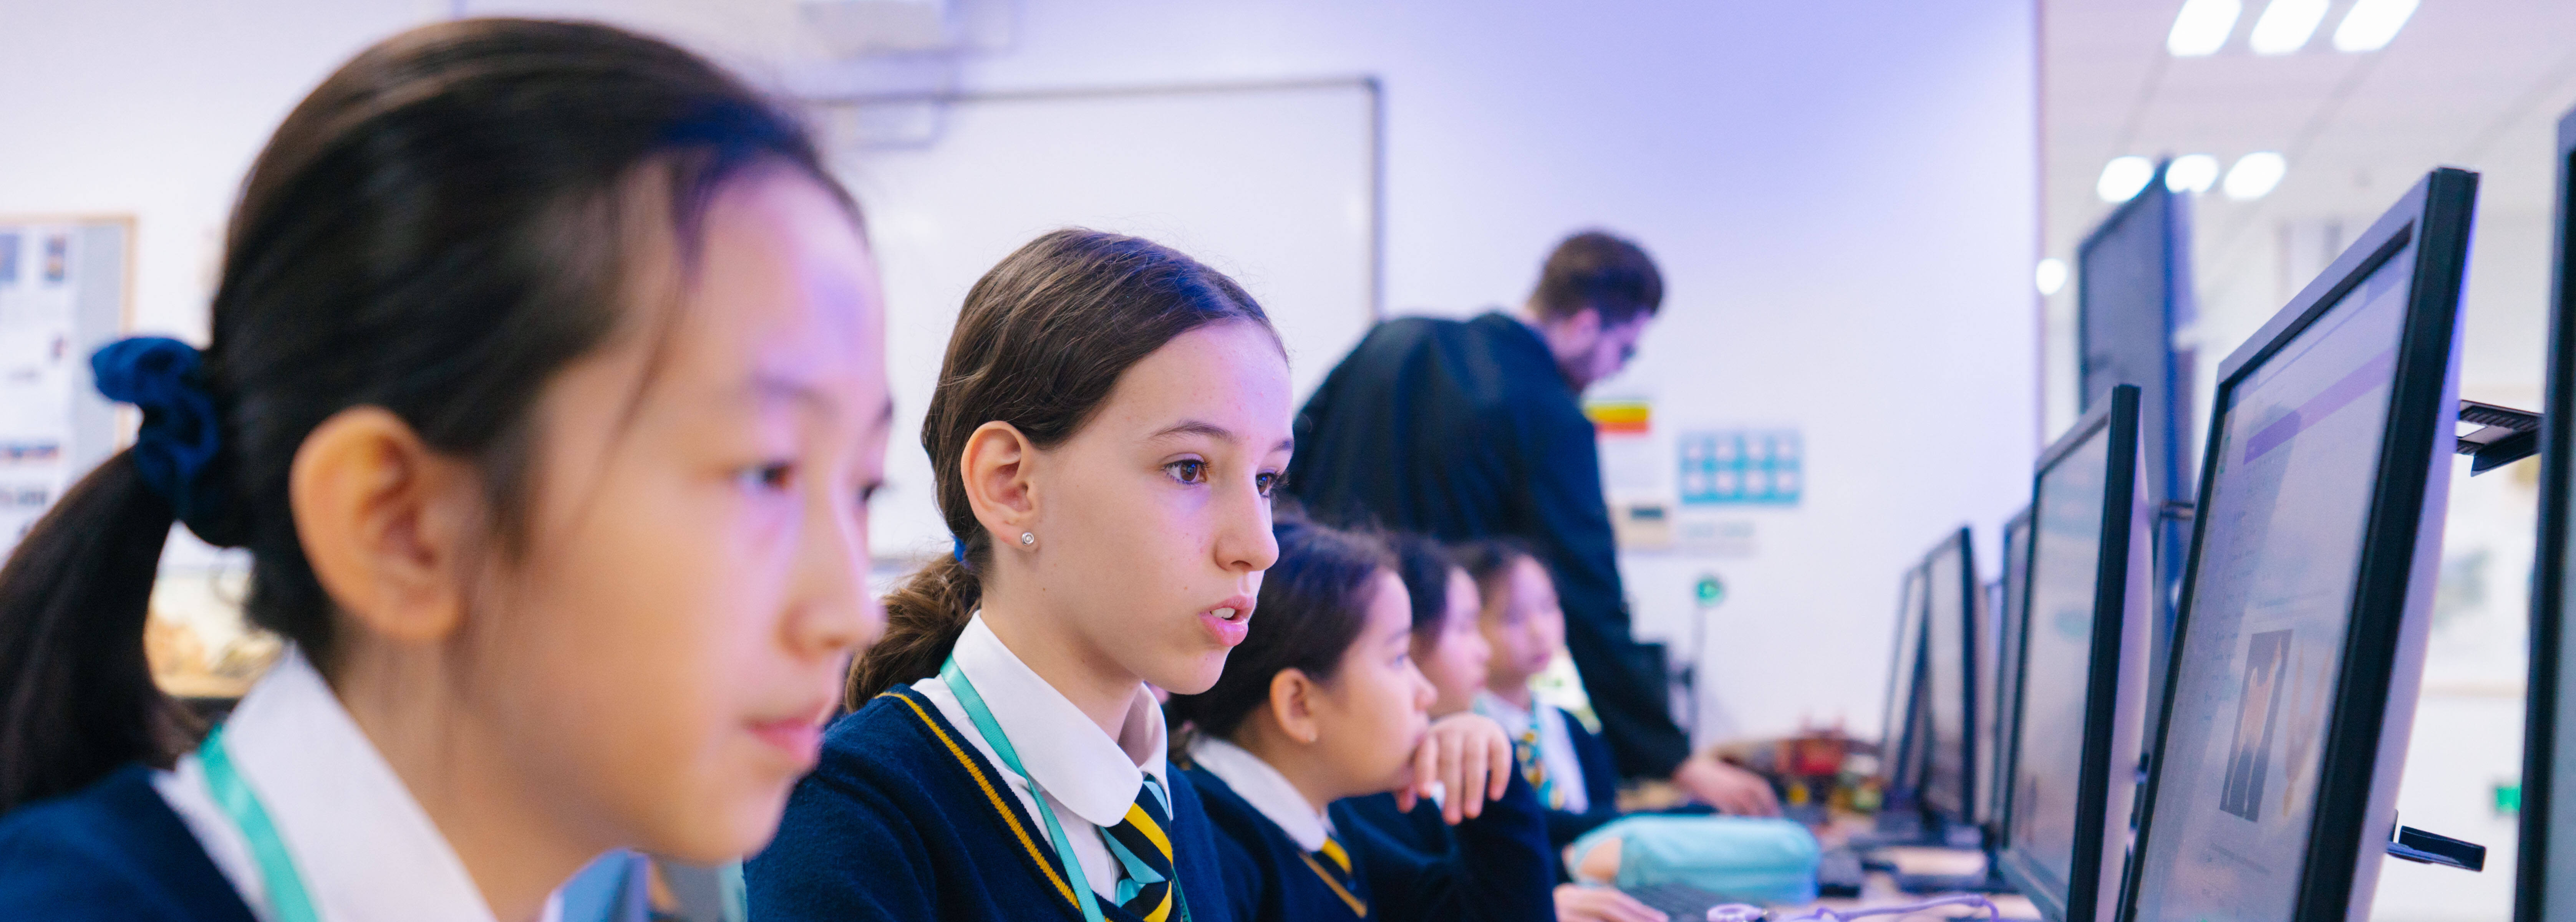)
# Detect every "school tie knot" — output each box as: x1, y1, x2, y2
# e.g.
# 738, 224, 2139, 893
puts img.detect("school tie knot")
1102, 779, 1175, 922
1513, 727, 1564, 809
1305, 833, 1368, 917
